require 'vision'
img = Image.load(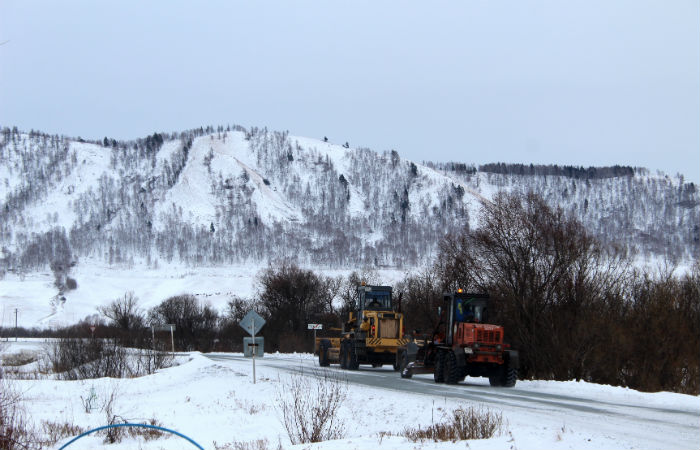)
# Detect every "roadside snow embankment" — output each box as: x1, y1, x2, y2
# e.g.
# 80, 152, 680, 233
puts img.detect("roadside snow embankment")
1, 342, 698, 450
